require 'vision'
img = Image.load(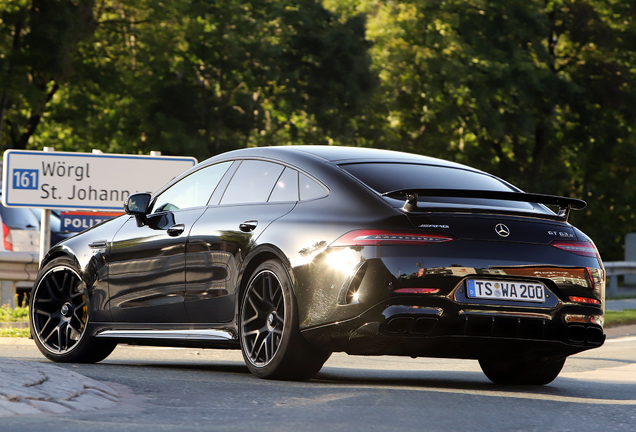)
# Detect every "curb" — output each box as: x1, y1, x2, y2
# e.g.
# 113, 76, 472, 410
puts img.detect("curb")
0, 359, 120, 417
